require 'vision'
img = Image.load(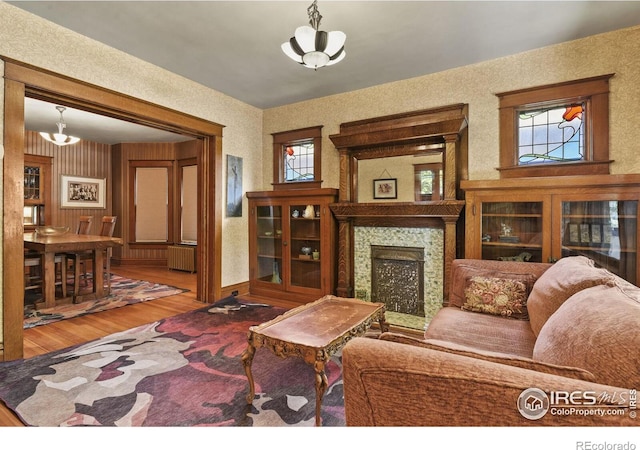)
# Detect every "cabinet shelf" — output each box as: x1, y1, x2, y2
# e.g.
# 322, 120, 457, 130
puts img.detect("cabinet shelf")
562, 245, 636, 253
482, 242, 543, 249
563, 214, 637, 220
482, 213, 542, 218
